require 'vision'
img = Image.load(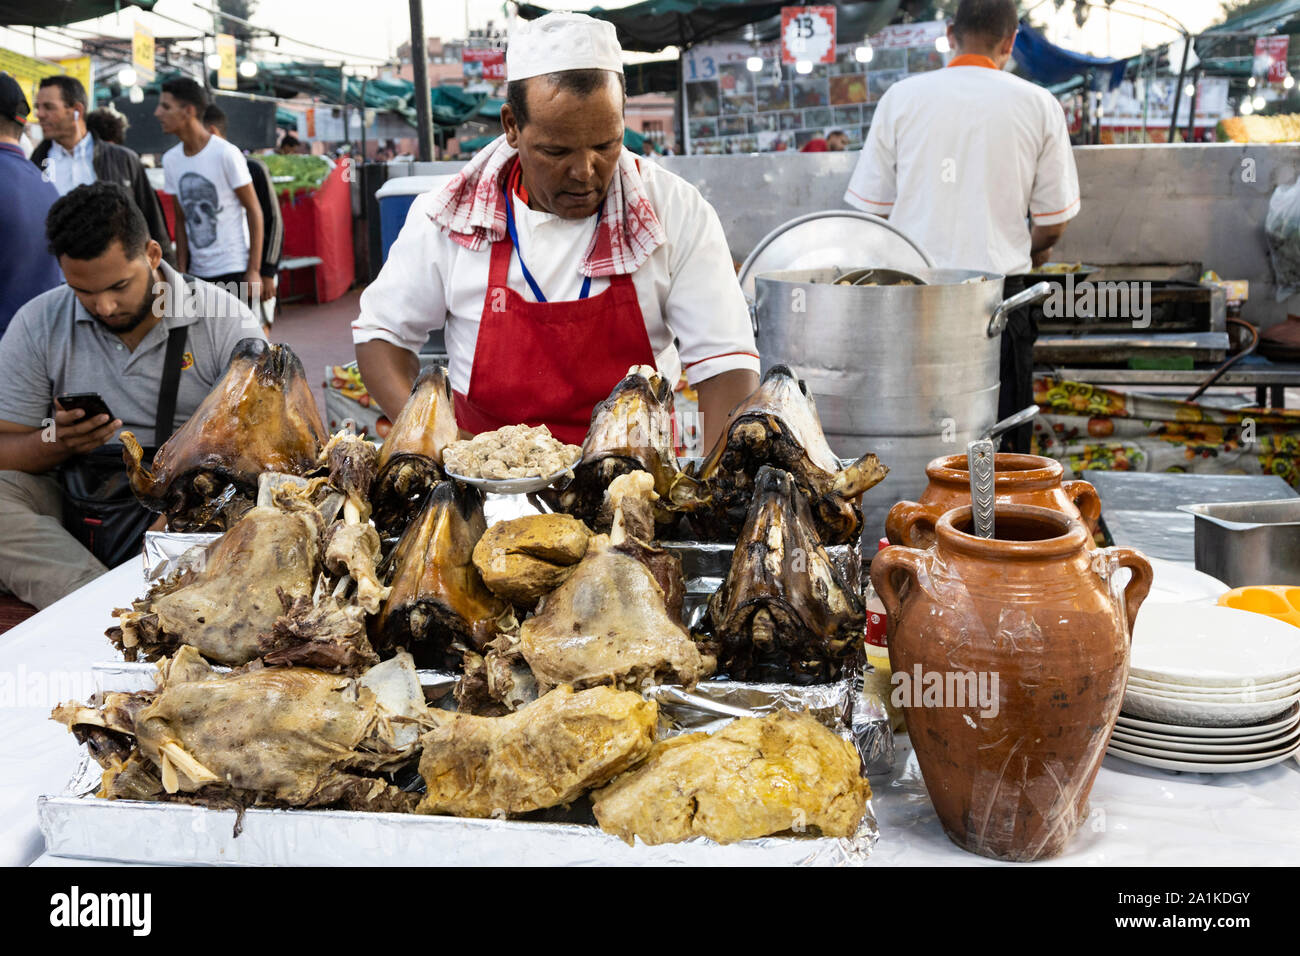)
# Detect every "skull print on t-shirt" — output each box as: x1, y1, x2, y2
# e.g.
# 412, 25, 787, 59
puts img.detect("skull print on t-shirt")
179, 172, 220, 248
